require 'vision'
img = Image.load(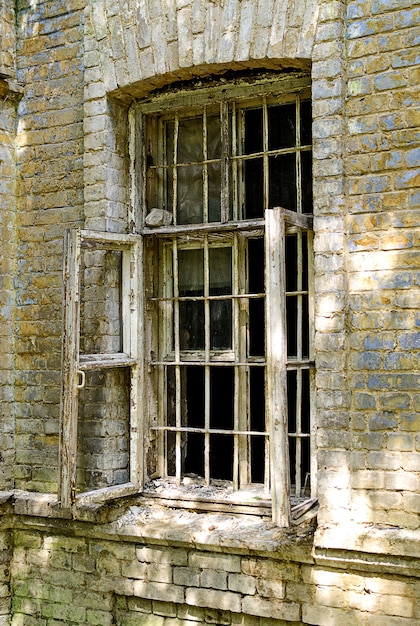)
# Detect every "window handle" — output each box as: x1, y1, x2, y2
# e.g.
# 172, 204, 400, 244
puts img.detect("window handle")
76, 370, 85, 389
